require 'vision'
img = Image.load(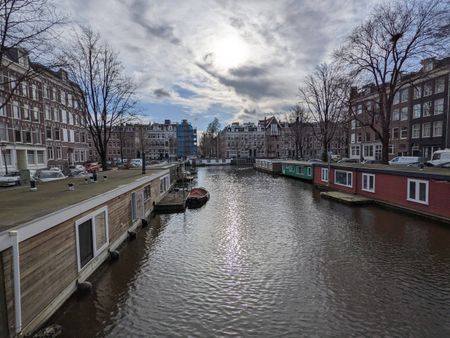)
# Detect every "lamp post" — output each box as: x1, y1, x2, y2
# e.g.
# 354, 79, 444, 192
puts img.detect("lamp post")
0, 142, 8, 175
